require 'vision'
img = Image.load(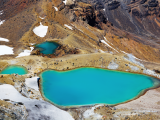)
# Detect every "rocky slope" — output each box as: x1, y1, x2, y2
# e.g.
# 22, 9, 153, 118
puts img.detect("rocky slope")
79, 0, 160, 45
0, 0, 160, 63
